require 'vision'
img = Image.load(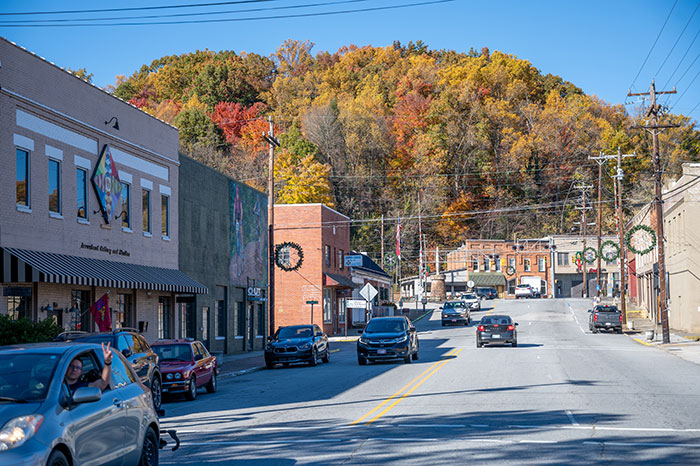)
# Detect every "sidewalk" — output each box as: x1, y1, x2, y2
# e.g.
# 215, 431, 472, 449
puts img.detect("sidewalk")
625, 315, 700, 366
